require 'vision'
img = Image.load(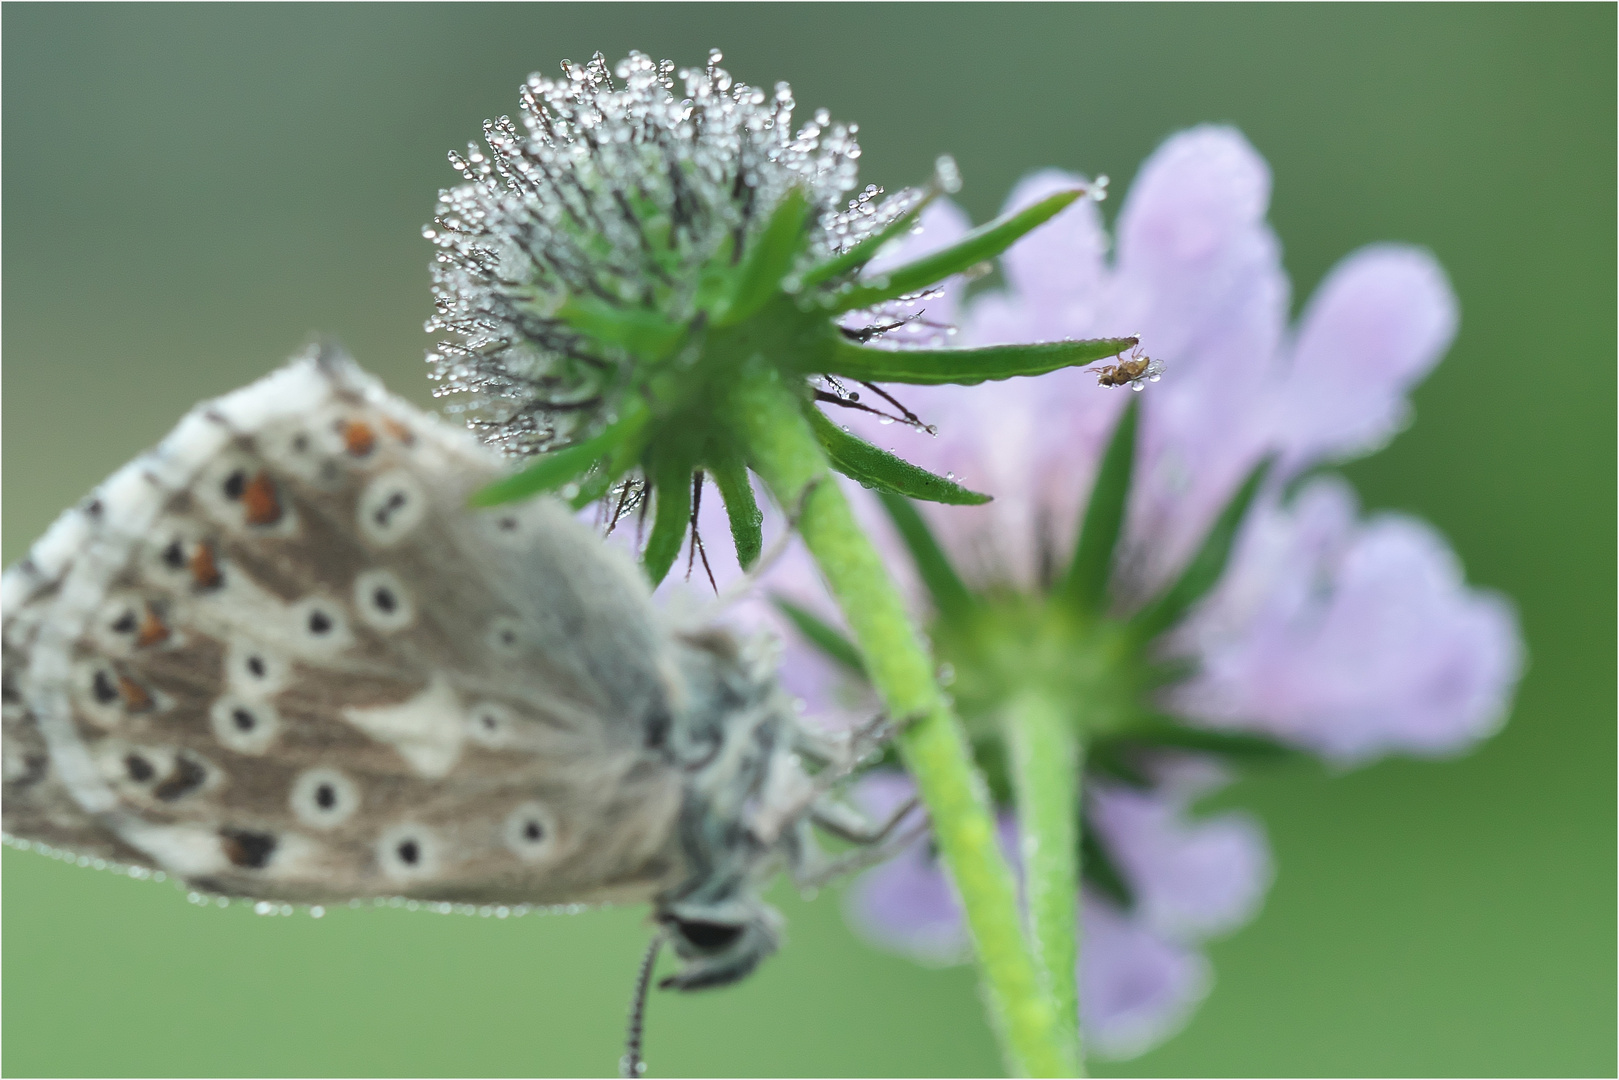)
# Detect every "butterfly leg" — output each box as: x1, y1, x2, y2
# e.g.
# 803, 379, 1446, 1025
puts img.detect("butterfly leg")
790, 811, 931, 891
794, 710, 896, 775
810, 793, 920, 846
